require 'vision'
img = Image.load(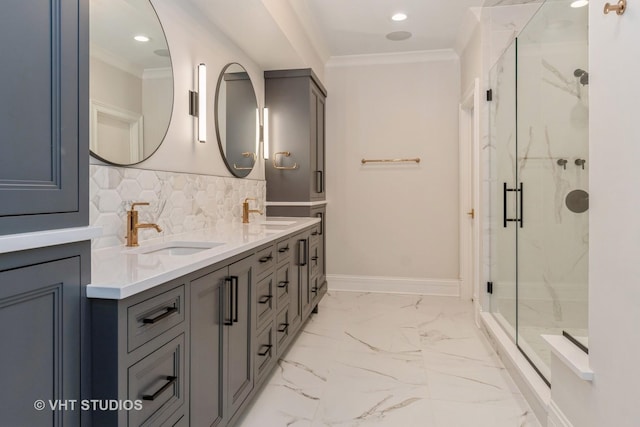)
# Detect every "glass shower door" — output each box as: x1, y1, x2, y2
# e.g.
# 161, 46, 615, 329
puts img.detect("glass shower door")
488, 43, 518, 342
515, 0, 589, 381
